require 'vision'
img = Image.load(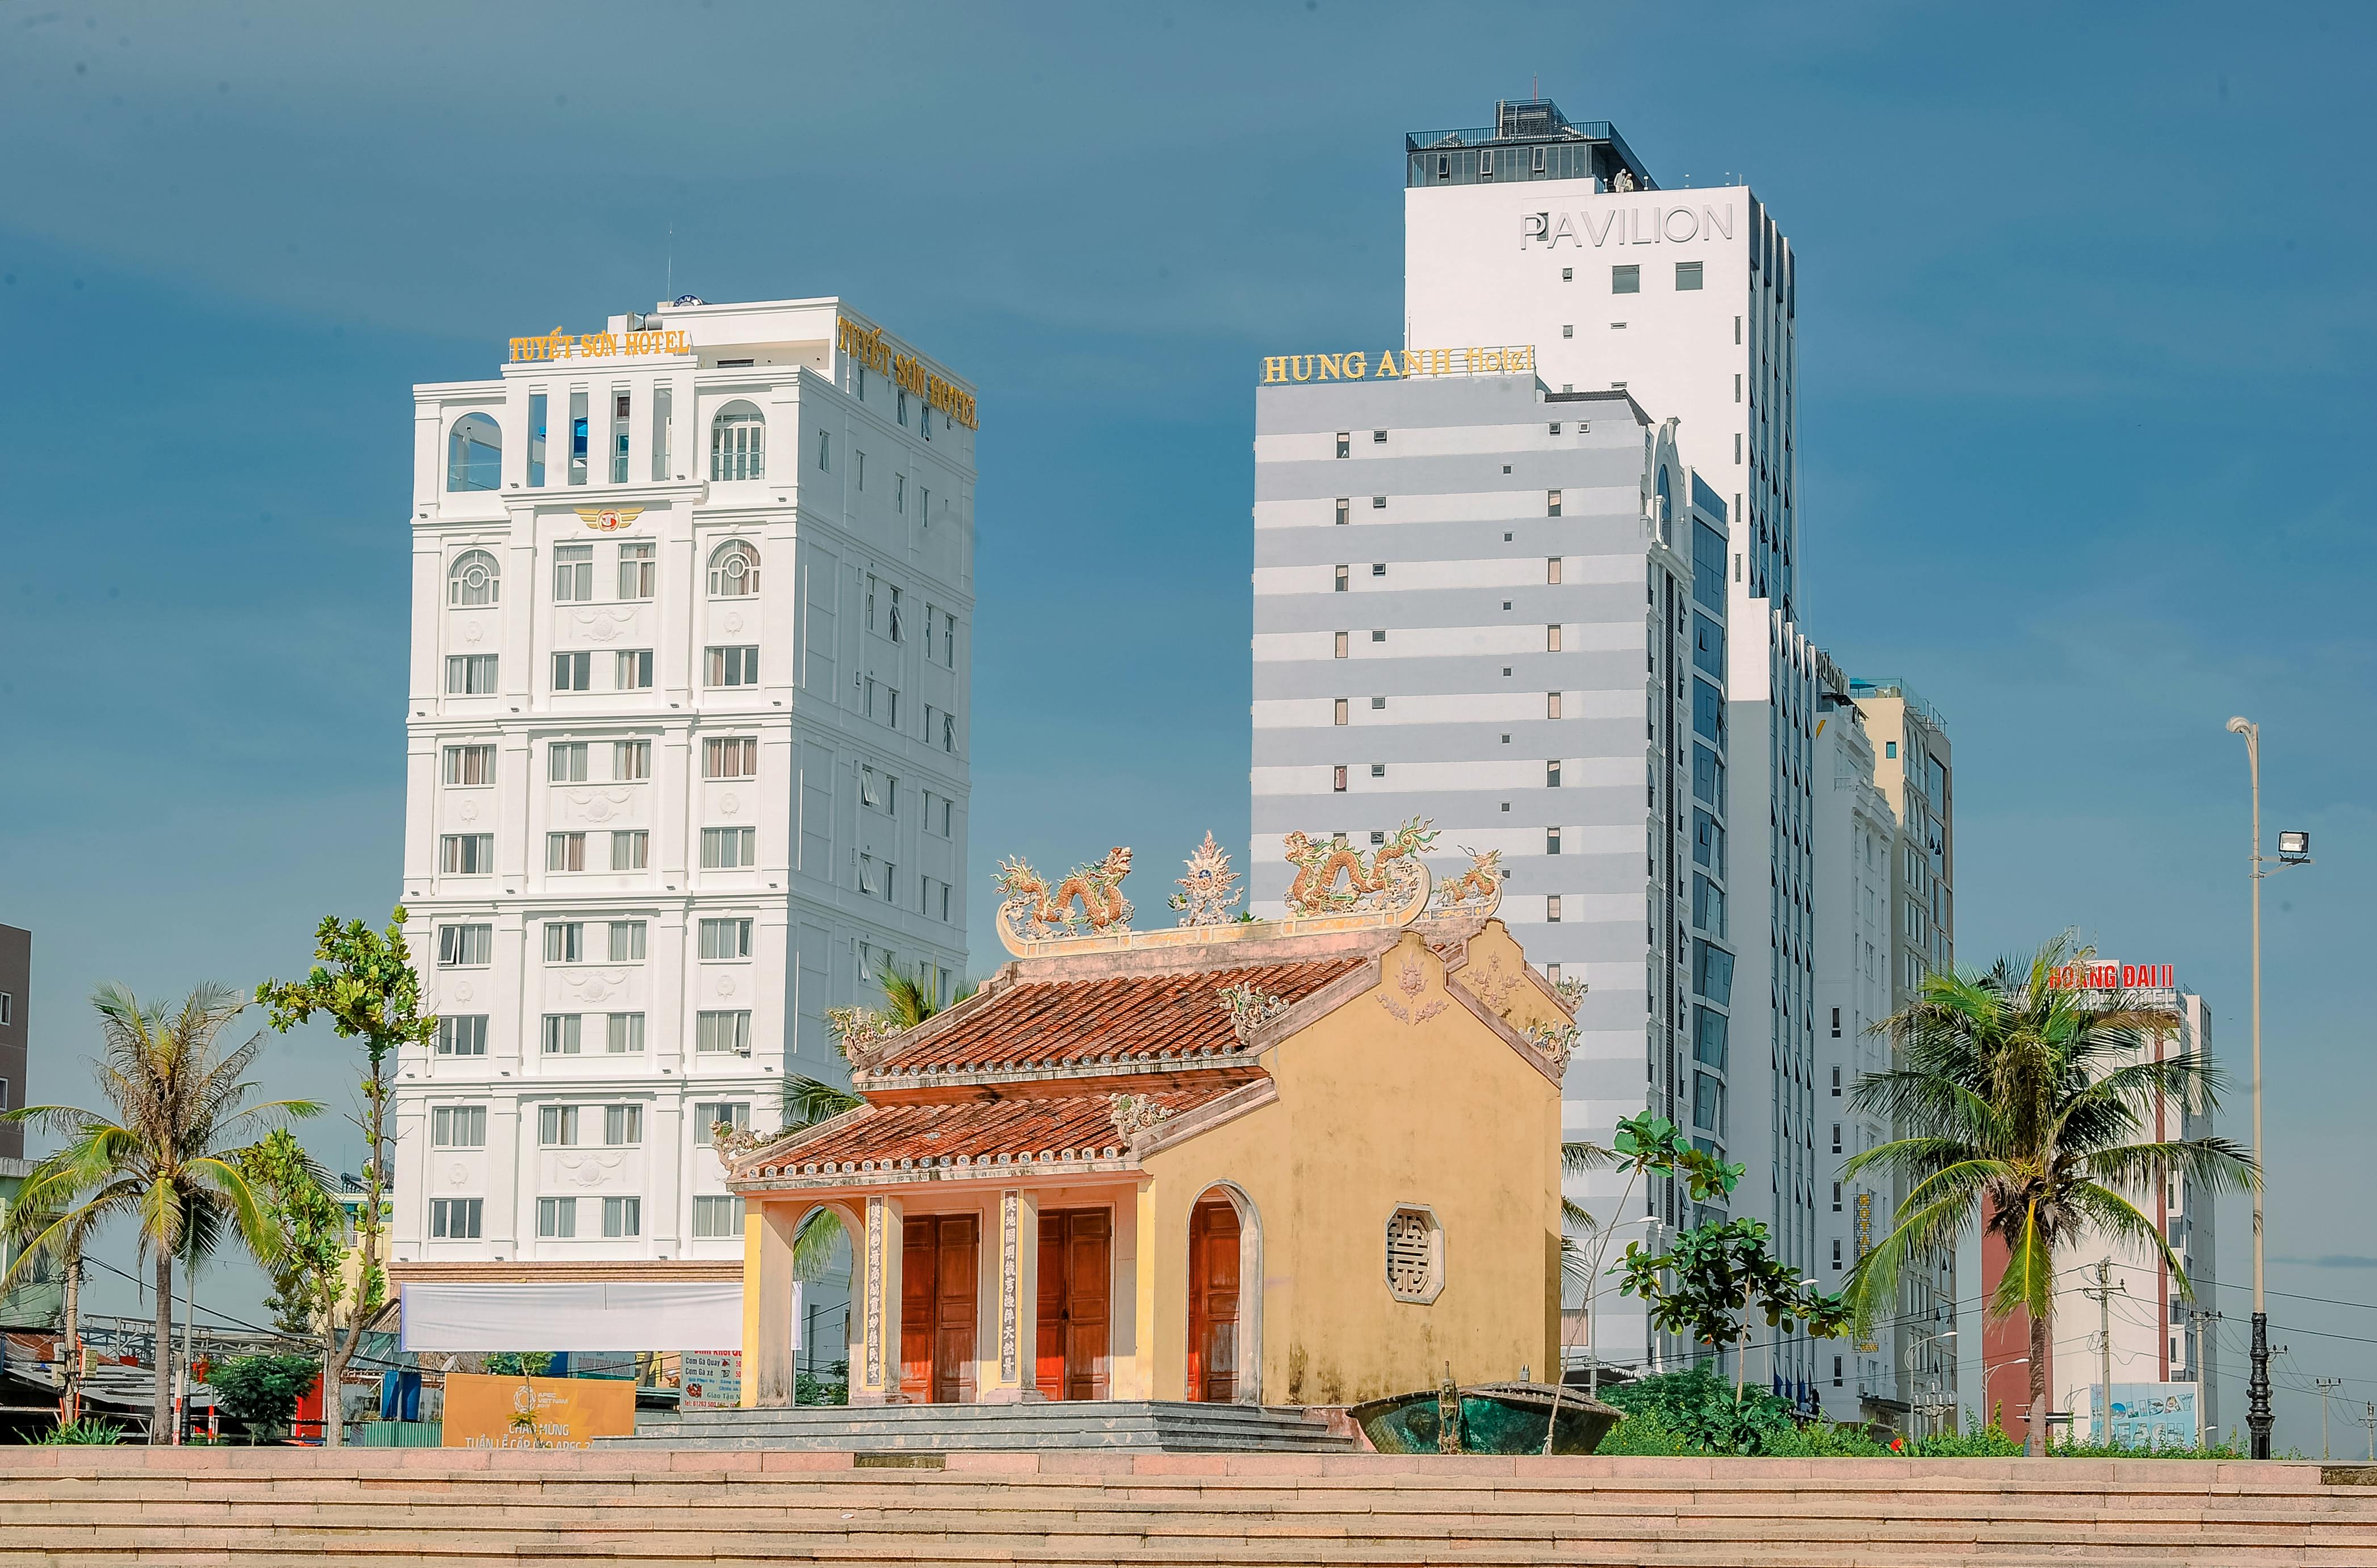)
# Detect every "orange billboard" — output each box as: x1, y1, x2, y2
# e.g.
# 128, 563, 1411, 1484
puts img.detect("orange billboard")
441, 1373, 636, 1450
